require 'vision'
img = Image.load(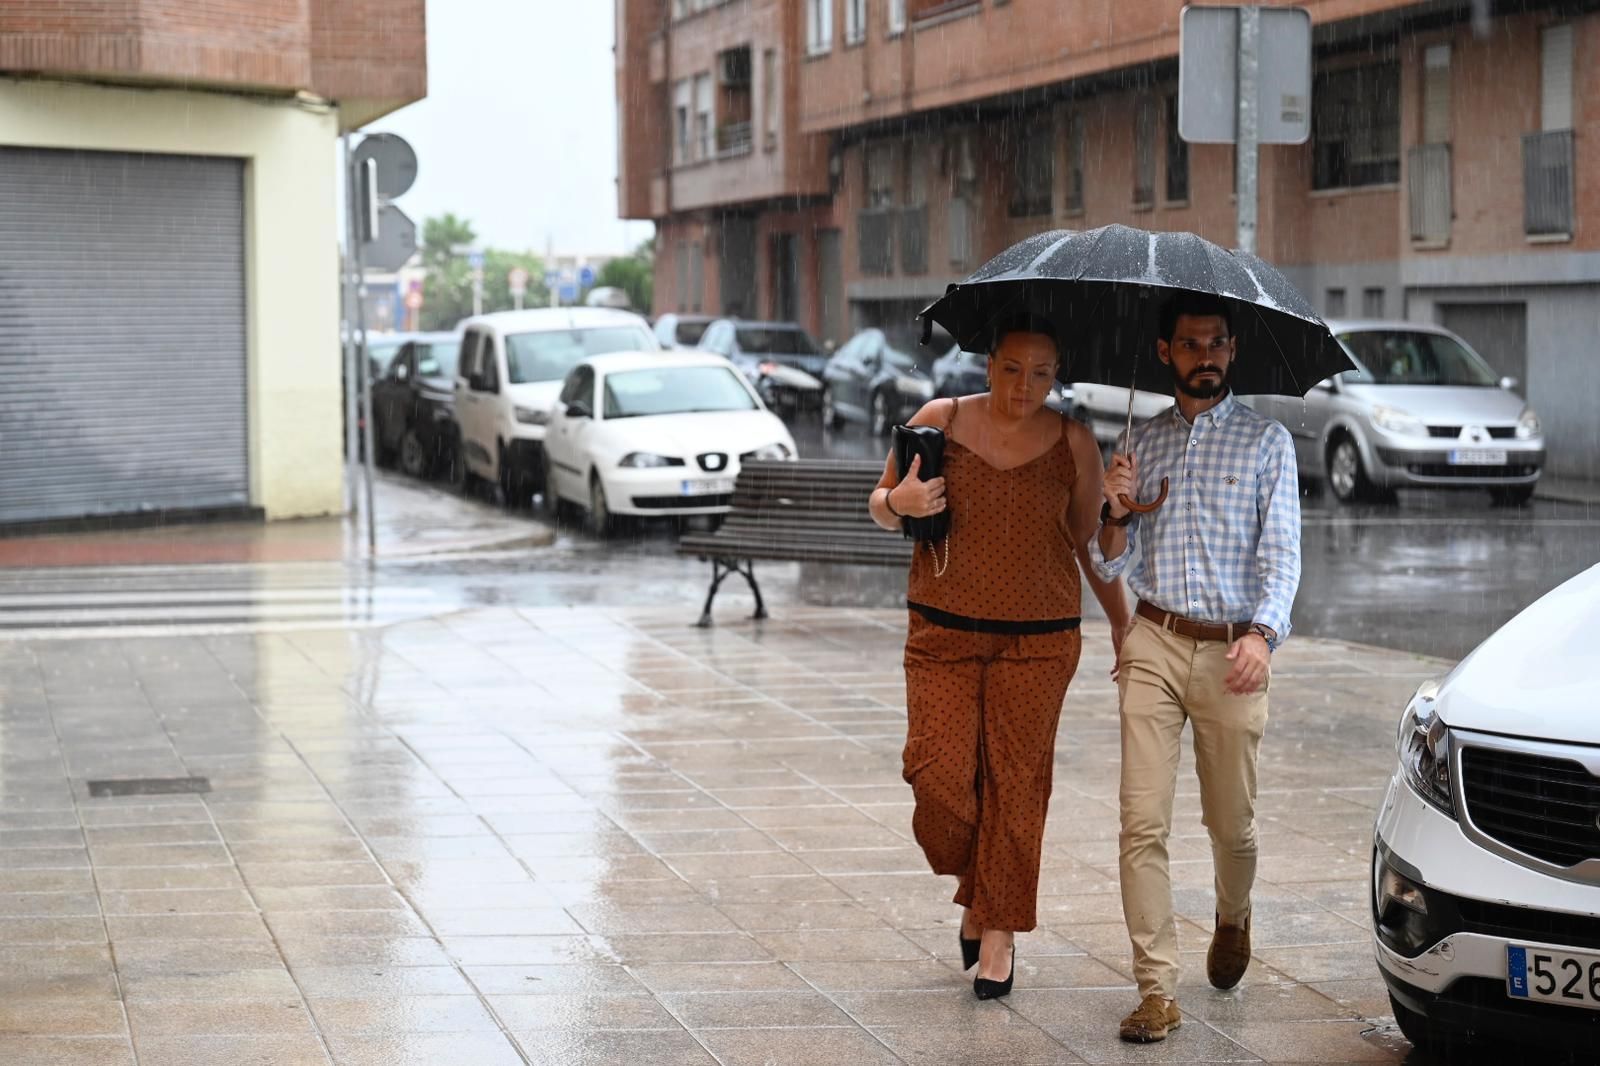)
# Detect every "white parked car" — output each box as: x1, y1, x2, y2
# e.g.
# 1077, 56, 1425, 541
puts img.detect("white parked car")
453, 308, 658, 506
1373, 562, 1600, 1054
541, 351, 797, 536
